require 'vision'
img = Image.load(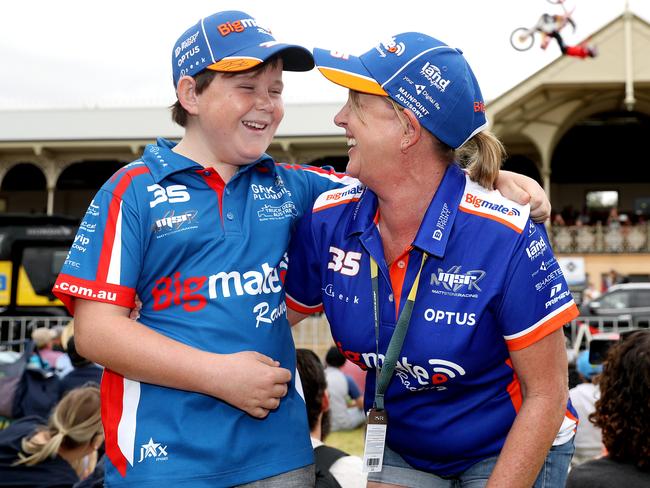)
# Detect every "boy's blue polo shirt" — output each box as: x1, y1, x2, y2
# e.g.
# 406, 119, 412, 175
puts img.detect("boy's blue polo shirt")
285, 163, 579, 476
53, 138, 353, 487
